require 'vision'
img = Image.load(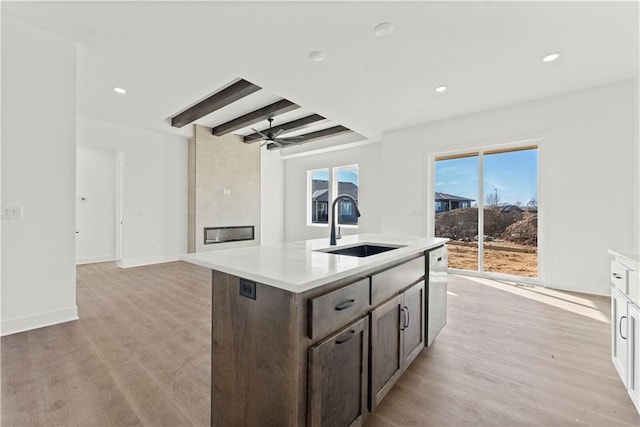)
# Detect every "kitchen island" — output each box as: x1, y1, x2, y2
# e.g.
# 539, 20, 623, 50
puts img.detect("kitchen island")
182, 234, 448, 427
